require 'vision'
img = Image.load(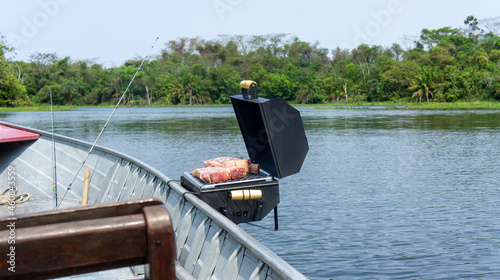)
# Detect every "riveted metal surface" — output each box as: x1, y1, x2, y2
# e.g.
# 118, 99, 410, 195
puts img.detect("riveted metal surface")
0, 122, 308, 280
